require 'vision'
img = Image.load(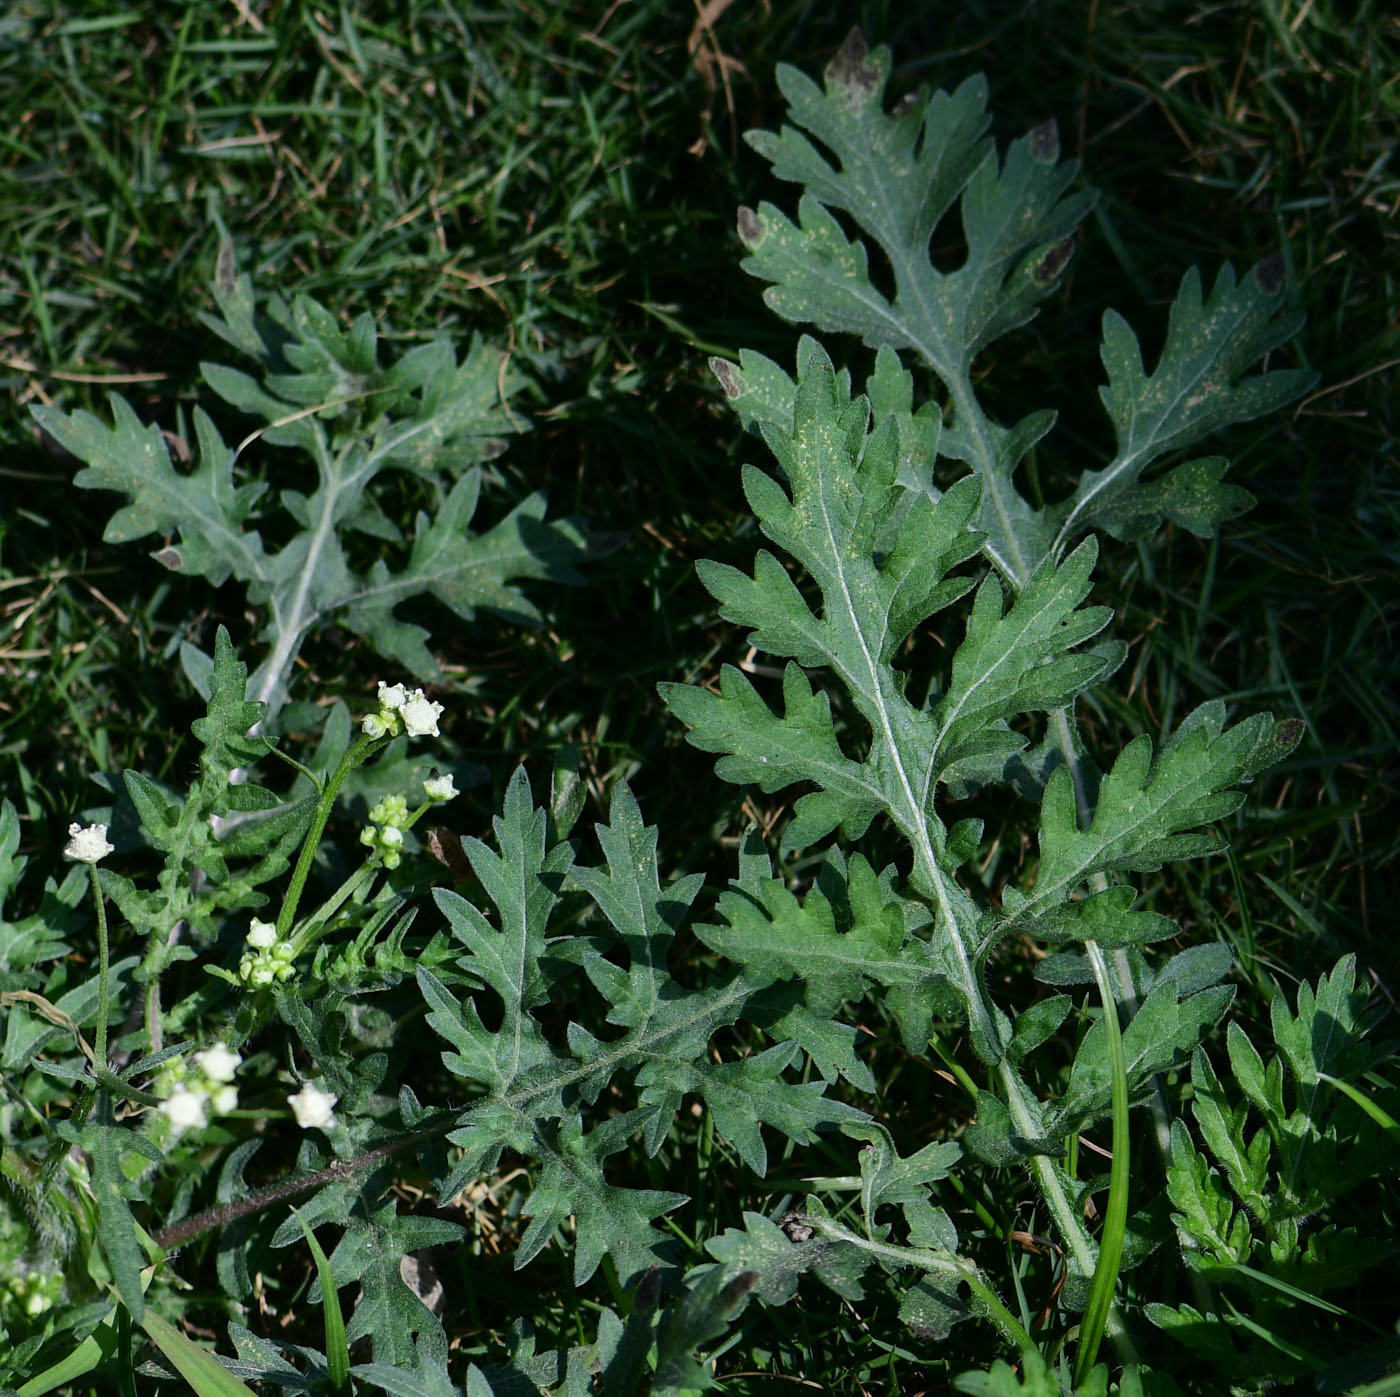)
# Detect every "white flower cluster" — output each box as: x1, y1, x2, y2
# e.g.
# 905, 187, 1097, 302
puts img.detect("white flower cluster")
287, 1082, 338, 1131
238, 918, 296, 988
155, 1041, 242, 1138
63, 821, 114, 864
360, 794, 410, 870
423, 769, 458, 803
362, 682, 443, 741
